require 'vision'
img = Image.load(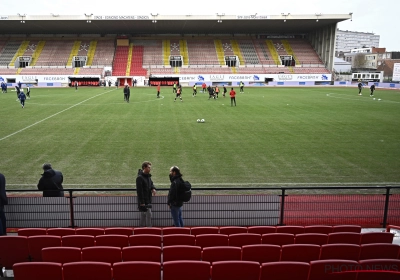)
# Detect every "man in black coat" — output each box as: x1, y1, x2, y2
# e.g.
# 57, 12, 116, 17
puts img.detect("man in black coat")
123, 85, 130, 103
0, 173, 7, 235
167, 166, 185, 227
136, 161, 156, 227
37, 163, 64, 197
